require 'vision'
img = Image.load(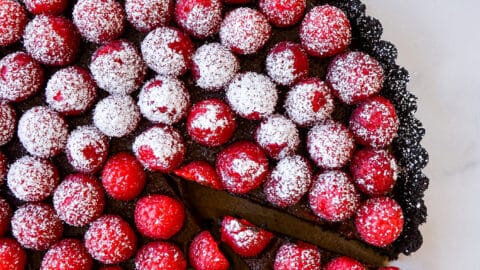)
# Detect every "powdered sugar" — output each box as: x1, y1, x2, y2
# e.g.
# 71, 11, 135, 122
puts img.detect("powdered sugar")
125, 0, 173, 32
66, 125, 108, 173
93, 95, 141, 138
255, 114, 300, 159
0, 103, 16, 146
0, 0, 27, 46
175, 0, 222, 38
